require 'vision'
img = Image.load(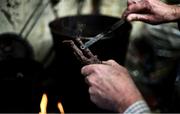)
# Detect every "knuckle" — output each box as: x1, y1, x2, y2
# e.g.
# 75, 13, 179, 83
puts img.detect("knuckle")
127, 15, 133, 21
89, 87, 94, 94
123, 68, 129, 73
107, 59, 114, 62
128, 5, 133, 11
81, 66, 87, 74
86, 75, 96, 85
121, 67, 130, 75
81, 65, 96, 76
134, 15, 140, 20
85, 76, 92, 85
107, 59, 116, 64
86, 76, 92, 83
92, 65, 102, 75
